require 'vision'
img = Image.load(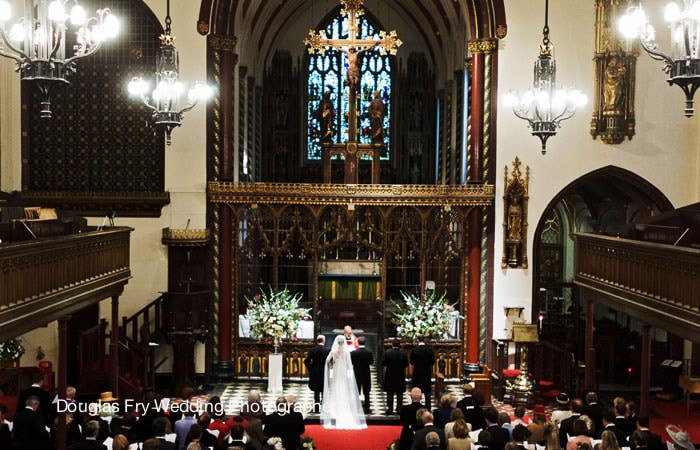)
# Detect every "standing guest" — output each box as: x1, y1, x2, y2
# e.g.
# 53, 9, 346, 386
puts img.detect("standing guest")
560, 399, 584, 450
174, 405, 197, 450
12, 396, 51, 450
528, 405, 547, 444
629, 431, 649, 450
456, 384, 486, 431
551, 393, 573, 428
665, 426, 695, 450
143, 438, 162, 450
433, 394, 454, 430
195, 413, 219, 449
304, 335, 330, 412
134, 390, 167, 442
17, 372, 52, 426
484, 407, 510, 450
223, 423, 255, 450
187, 443, 202, 450
113, 413, 139, 445
153, 416, 177, 450
566, 420, 594, 450
411, 337, 436, 408
602, 412, 627, 446
598, 430, 621, 450
186, 423, 218, 450
511, 406, 528, 427
238, 393, 265, 450
411, 411, 446, 450
629, 417, 663, 450
626, 402, 638, 429
475, 430, 492, 450
399, 388, 426, 450
614, 402, 634, 439
426, 431, 444, 450
498, 412, 513, 439
0, 405, 12, 449
512, 424, 534, 450
542, 423, 561, 450
207, 396, 229, 446
112, 434, 130, 450
583, 392, 604, 439
264, 397, 305, 450
68, 420, 108, 450
445, 409, 469, 440
448, 419, 472, 450
382, 340, 409, 415
351, 336, 374, 413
